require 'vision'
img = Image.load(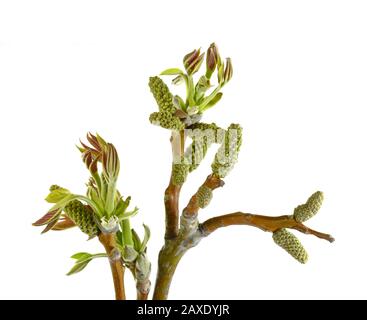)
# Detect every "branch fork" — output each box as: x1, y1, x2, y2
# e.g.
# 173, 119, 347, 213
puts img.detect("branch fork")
153, 129, 334, 299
